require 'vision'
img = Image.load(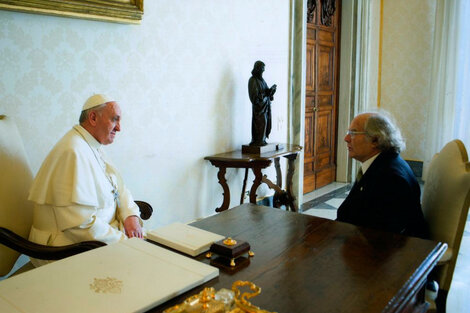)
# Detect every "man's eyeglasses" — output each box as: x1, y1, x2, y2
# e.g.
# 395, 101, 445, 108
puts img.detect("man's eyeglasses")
346, 130, 367, 137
